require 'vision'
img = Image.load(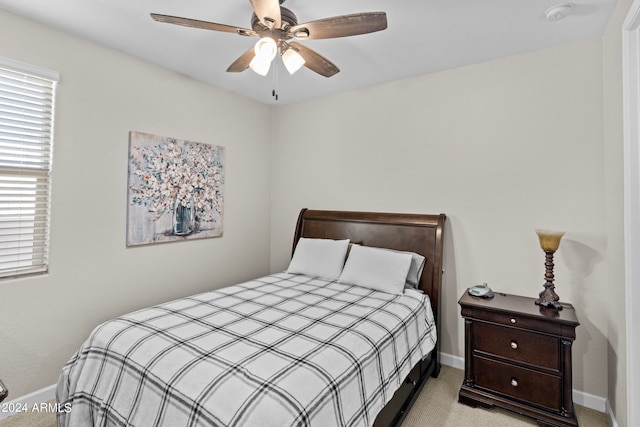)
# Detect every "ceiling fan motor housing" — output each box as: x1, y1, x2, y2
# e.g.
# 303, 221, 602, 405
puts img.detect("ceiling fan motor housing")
251, 7, 298, 32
